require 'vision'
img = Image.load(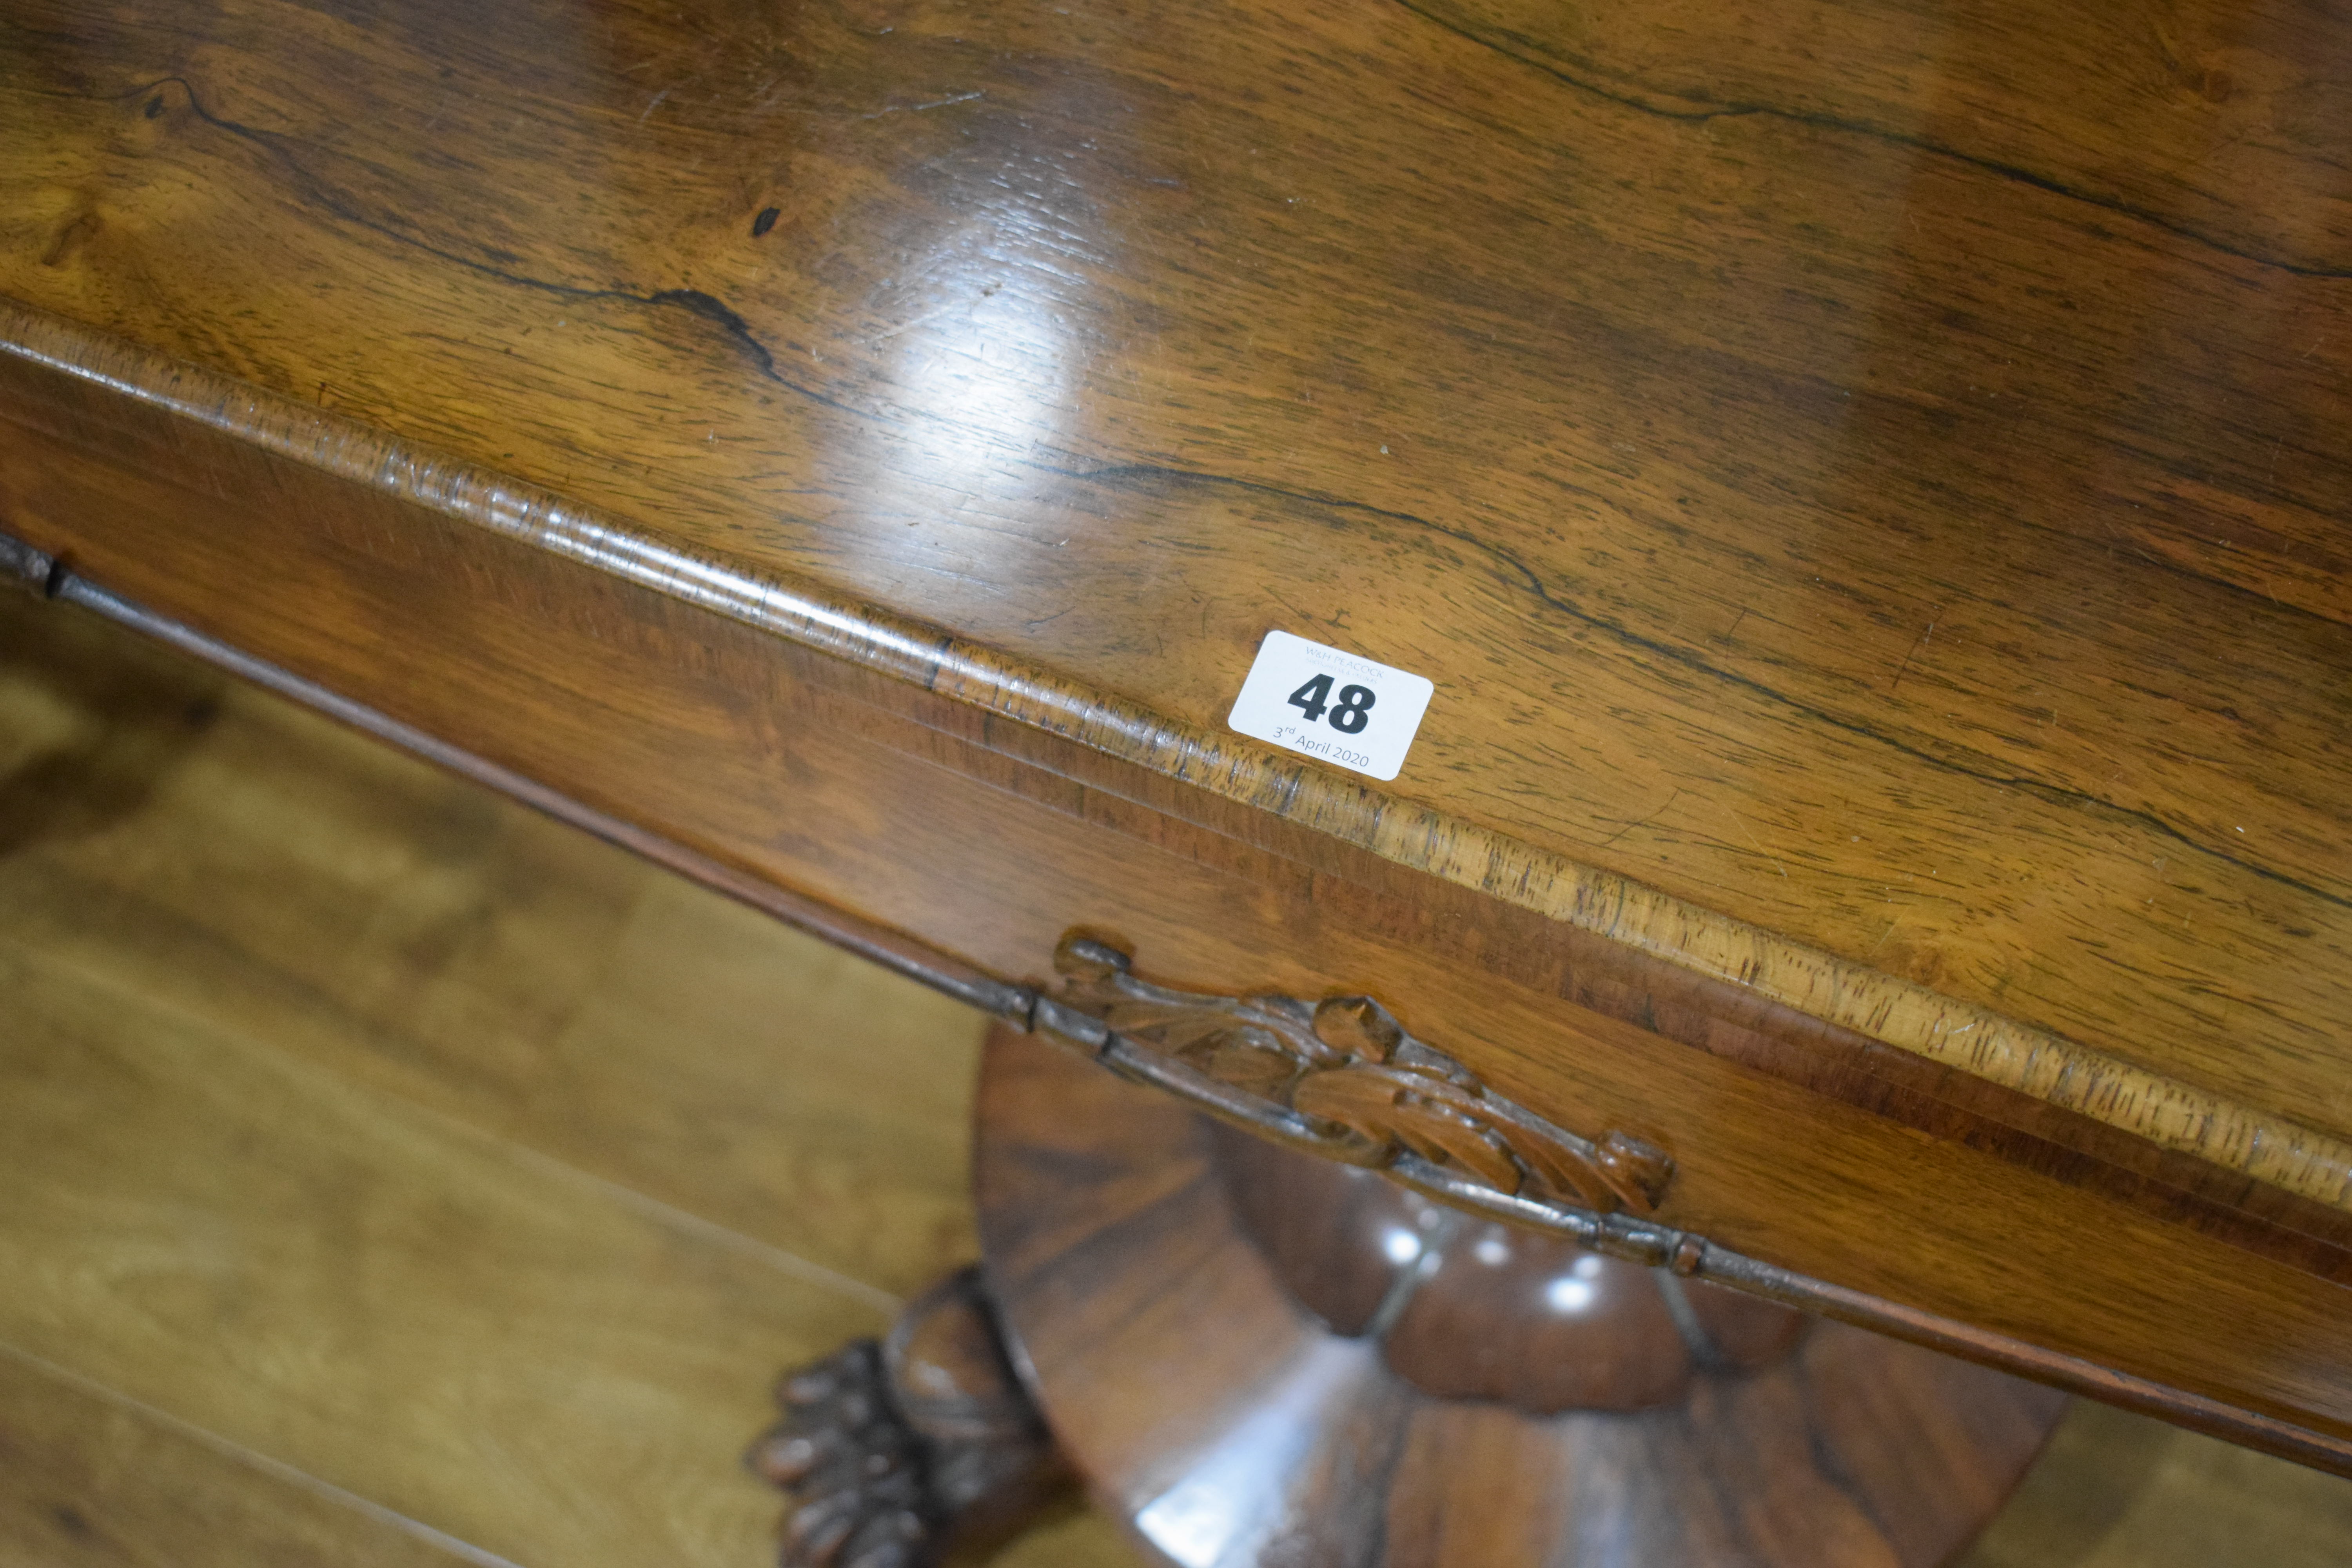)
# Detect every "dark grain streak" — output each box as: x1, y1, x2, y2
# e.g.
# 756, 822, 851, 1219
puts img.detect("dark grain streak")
1394, 0, 2352, 279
